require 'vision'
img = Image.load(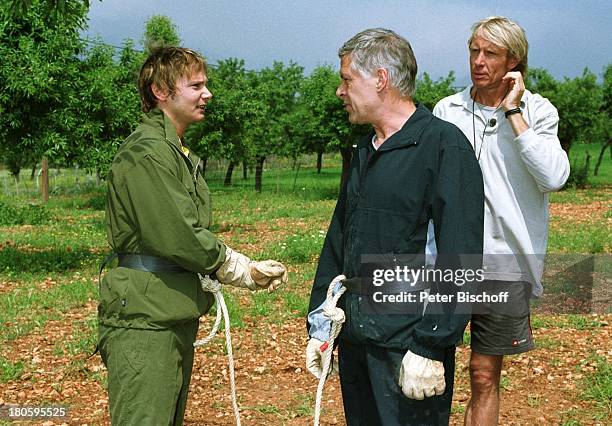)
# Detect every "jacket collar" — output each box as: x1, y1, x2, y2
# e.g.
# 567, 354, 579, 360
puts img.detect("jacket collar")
142, 108, 182, 149
358, 104, 434, 151
141, 108, 200, 166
